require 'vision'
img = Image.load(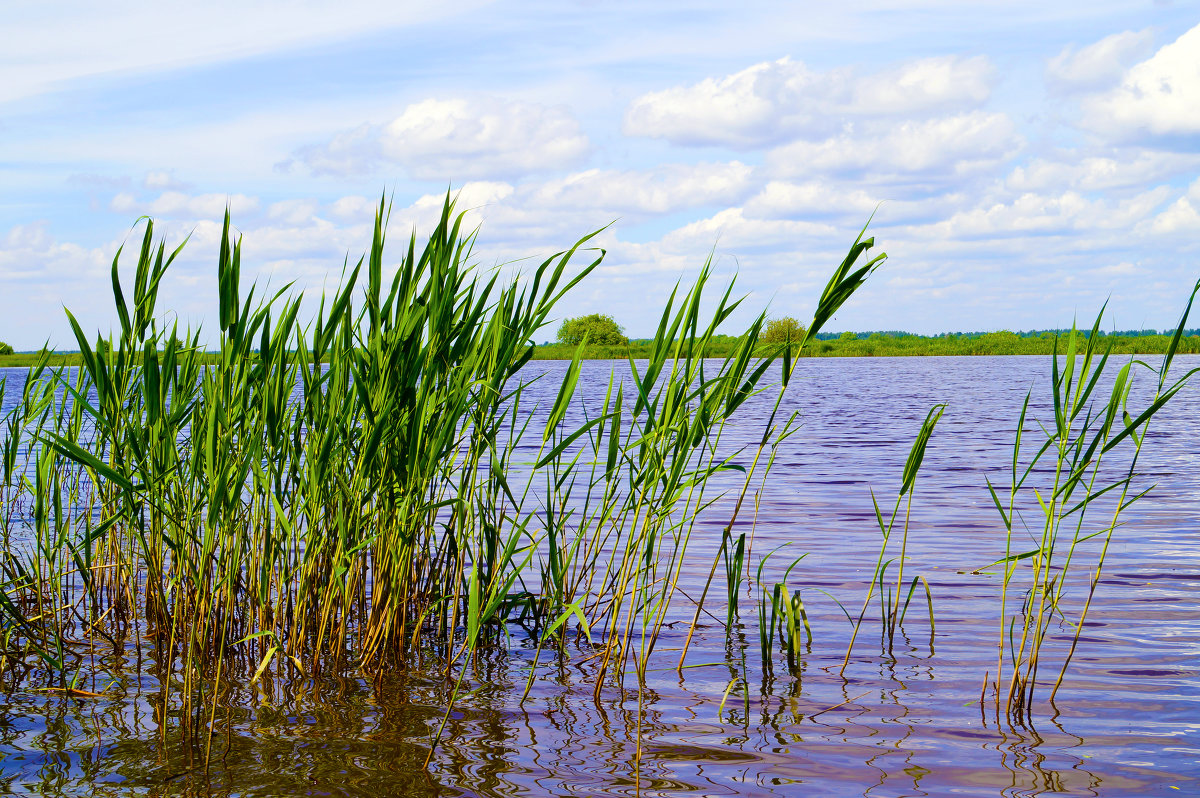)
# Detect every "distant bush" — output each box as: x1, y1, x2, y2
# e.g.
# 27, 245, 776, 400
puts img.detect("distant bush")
762, 316, 806, 345
0, 342, 13, 356
557, 314, 629, 346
